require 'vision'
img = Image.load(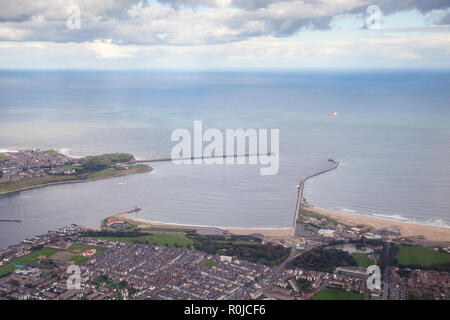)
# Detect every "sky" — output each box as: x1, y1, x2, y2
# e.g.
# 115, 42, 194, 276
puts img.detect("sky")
0, 0, 449, 70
